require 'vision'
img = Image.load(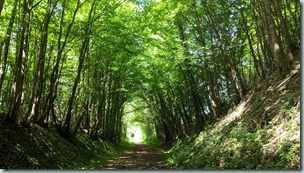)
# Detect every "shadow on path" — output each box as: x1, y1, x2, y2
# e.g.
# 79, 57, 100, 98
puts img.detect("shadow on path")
97, 143, 171, 169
